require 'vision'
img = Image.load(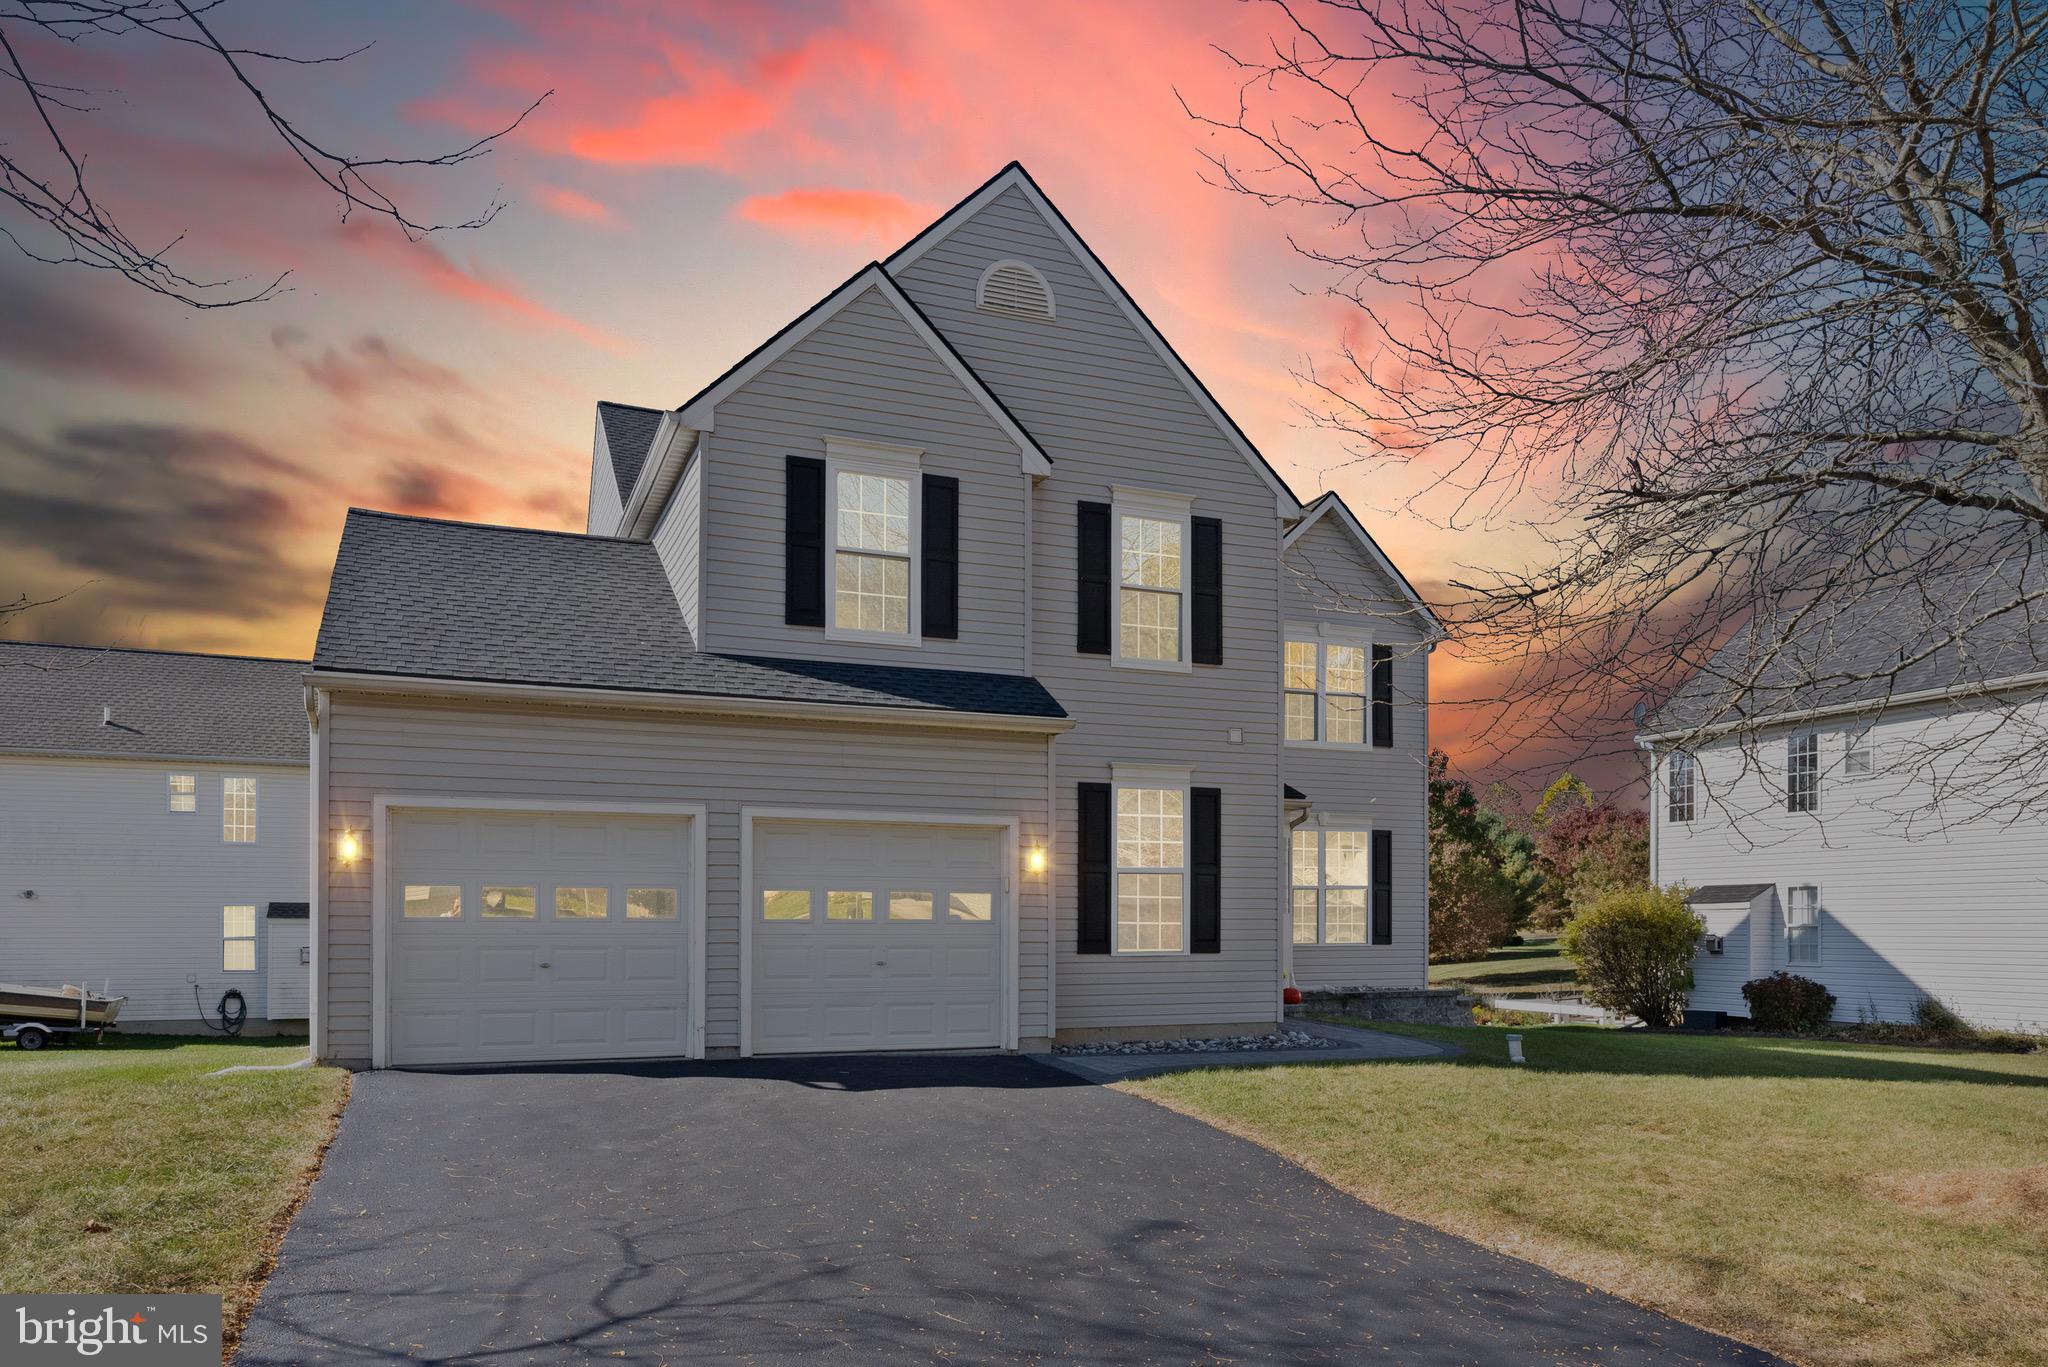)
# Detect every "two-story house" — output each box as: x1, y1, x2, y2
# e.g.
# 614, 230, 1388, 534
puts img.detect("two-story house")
0, 642, 312, 1032
304, 163, 1437, 1068
1640, 561, 2048, 1031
